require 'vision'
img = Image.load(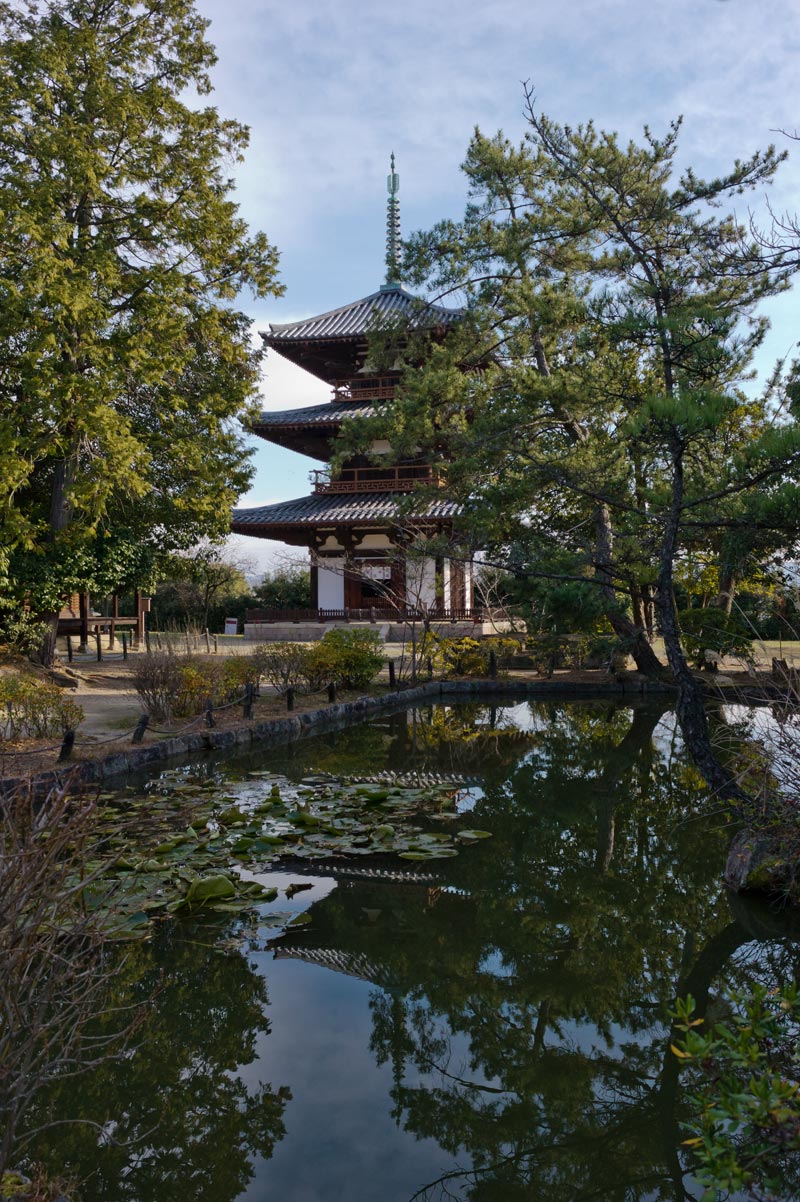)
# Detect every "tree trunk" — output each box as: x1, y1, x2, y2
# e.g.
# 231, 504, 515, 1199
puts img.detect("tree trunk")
715, 564, 736, 614
594, 504, 664, 677
656, 452, 749, 805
